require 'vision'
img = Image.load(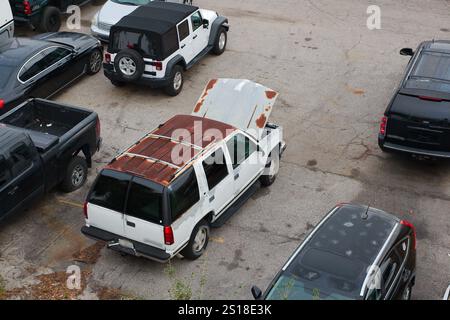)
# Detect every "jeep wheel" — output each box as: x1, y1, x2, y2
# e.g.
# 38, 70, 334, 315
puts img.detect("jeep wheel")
164, 65, 184, 96
61, 156, 88, 193
213, 28, 227, 55
114, 49, 144, 82
86, 49, 103, 75
39, 7, 61, 32
260, 149, 280, 187
181, 220, 210, 260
